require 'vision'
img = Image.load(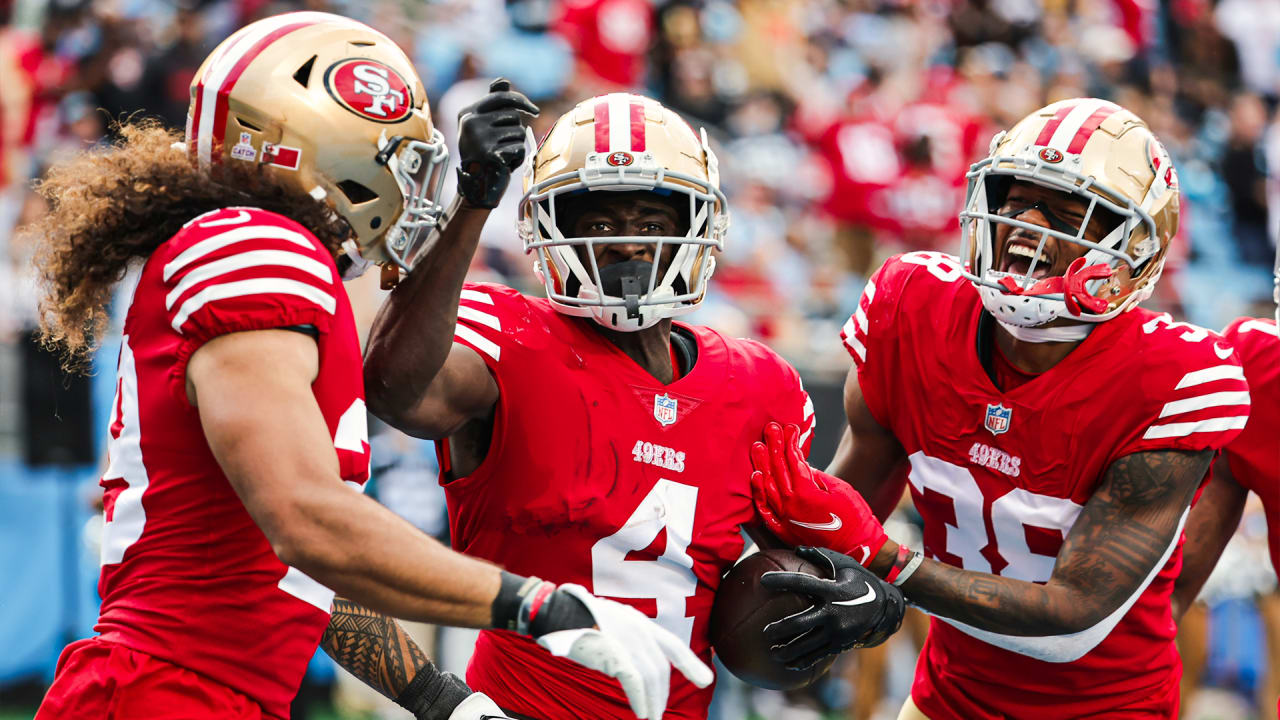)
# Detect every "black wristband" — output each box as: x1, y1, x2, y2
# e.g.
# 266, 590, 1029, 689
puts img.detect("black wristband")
394, 665, 471, 720
491, 571, 540, 632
